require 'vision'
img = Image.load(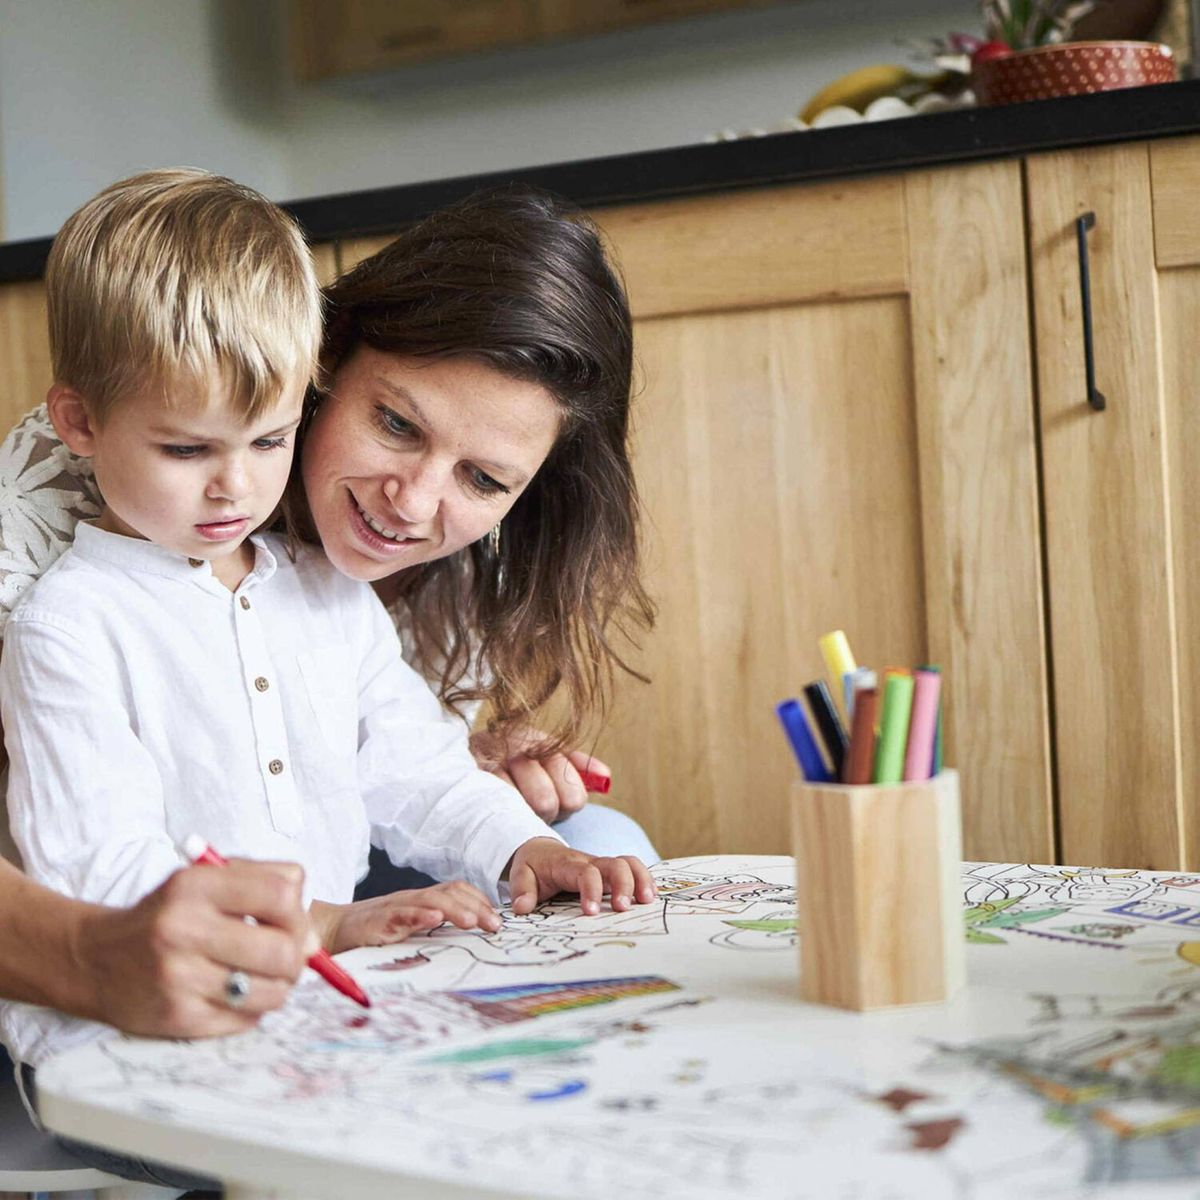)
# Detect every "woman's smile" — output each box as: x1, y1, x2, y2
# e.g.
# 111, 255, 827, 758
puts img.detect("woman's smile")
347, 490, 427, 555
